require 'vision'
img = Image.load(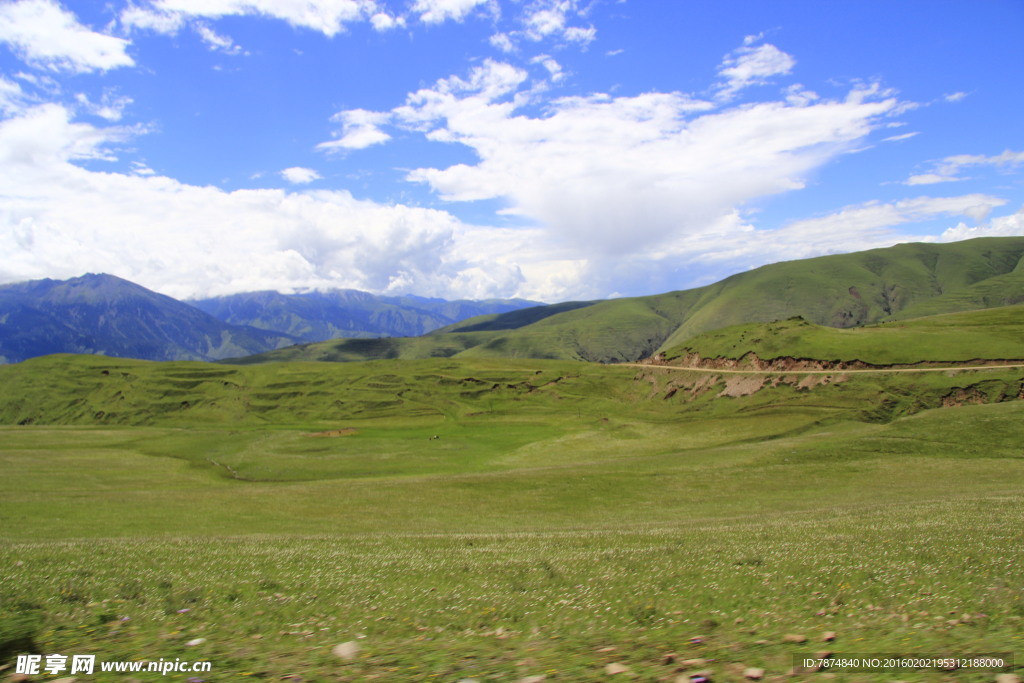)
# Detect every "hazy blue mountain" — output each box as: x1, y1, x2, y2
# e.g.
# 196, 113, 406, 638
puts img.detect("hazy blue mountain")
0, 274, 540, 364
0, 274, 296, 363
189, 289, 540, 342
